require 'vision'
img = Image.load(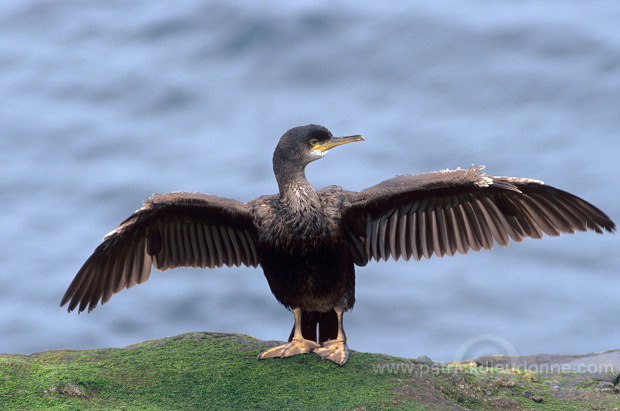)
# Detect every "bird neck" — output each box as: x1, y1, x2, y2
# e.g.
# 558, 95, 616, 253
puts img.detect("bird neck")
273, 161, 319, 205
